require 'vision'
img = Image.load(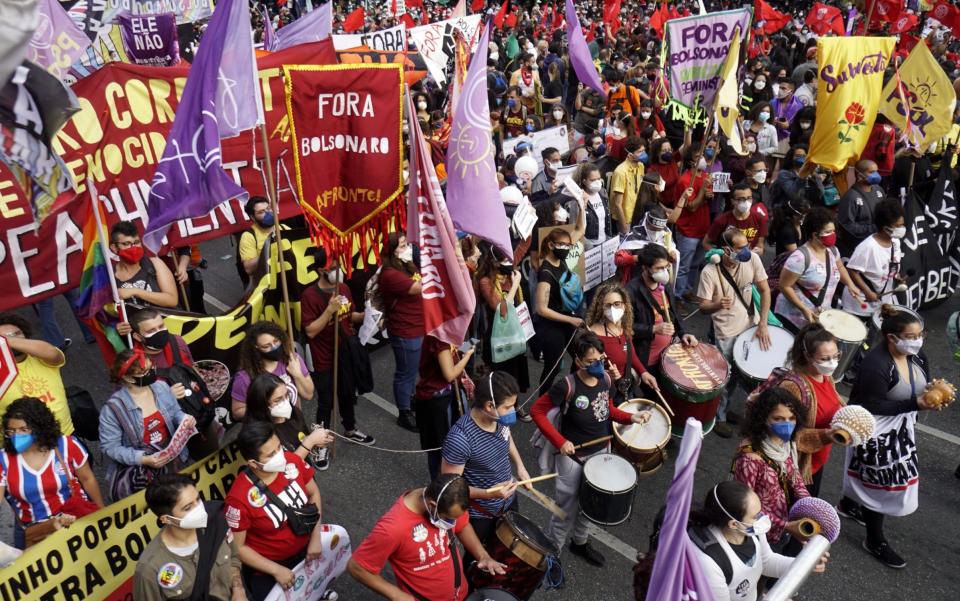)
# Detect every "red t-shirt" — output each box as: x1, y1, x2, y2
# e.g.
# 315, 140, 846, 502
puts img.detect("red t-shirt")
670, 171, 711, 238
415, 336, 456, 401
352, 493, 470, 601
224, 452, 316, 562
301, 283, 355, 372
379, 268, 425, 339
648, 287, 673, 366
143, 411, 171, 447
807, 375, 842, 474
647, 160, 681, 206
706, 210, 769, 248
597, 332, 647, 377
